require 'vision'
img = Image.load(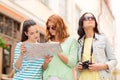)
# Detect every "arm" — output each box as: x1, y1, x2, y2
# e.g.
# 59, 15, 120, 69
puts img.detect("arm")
58, 38, 79, 68
88, 63, 109, 71
15, 53, 24, 69
42, 55, 53, 70
104, 37, 117, 72
58, 53, 68, 64
13, 42, 26, 71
